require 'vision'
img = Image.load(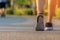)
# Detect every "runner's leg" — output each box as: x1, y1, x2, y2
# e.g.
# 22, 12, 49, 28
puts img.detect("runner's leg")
45, 0, 57, 30
1, 2, 6, 17
36, 0, 45, 31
